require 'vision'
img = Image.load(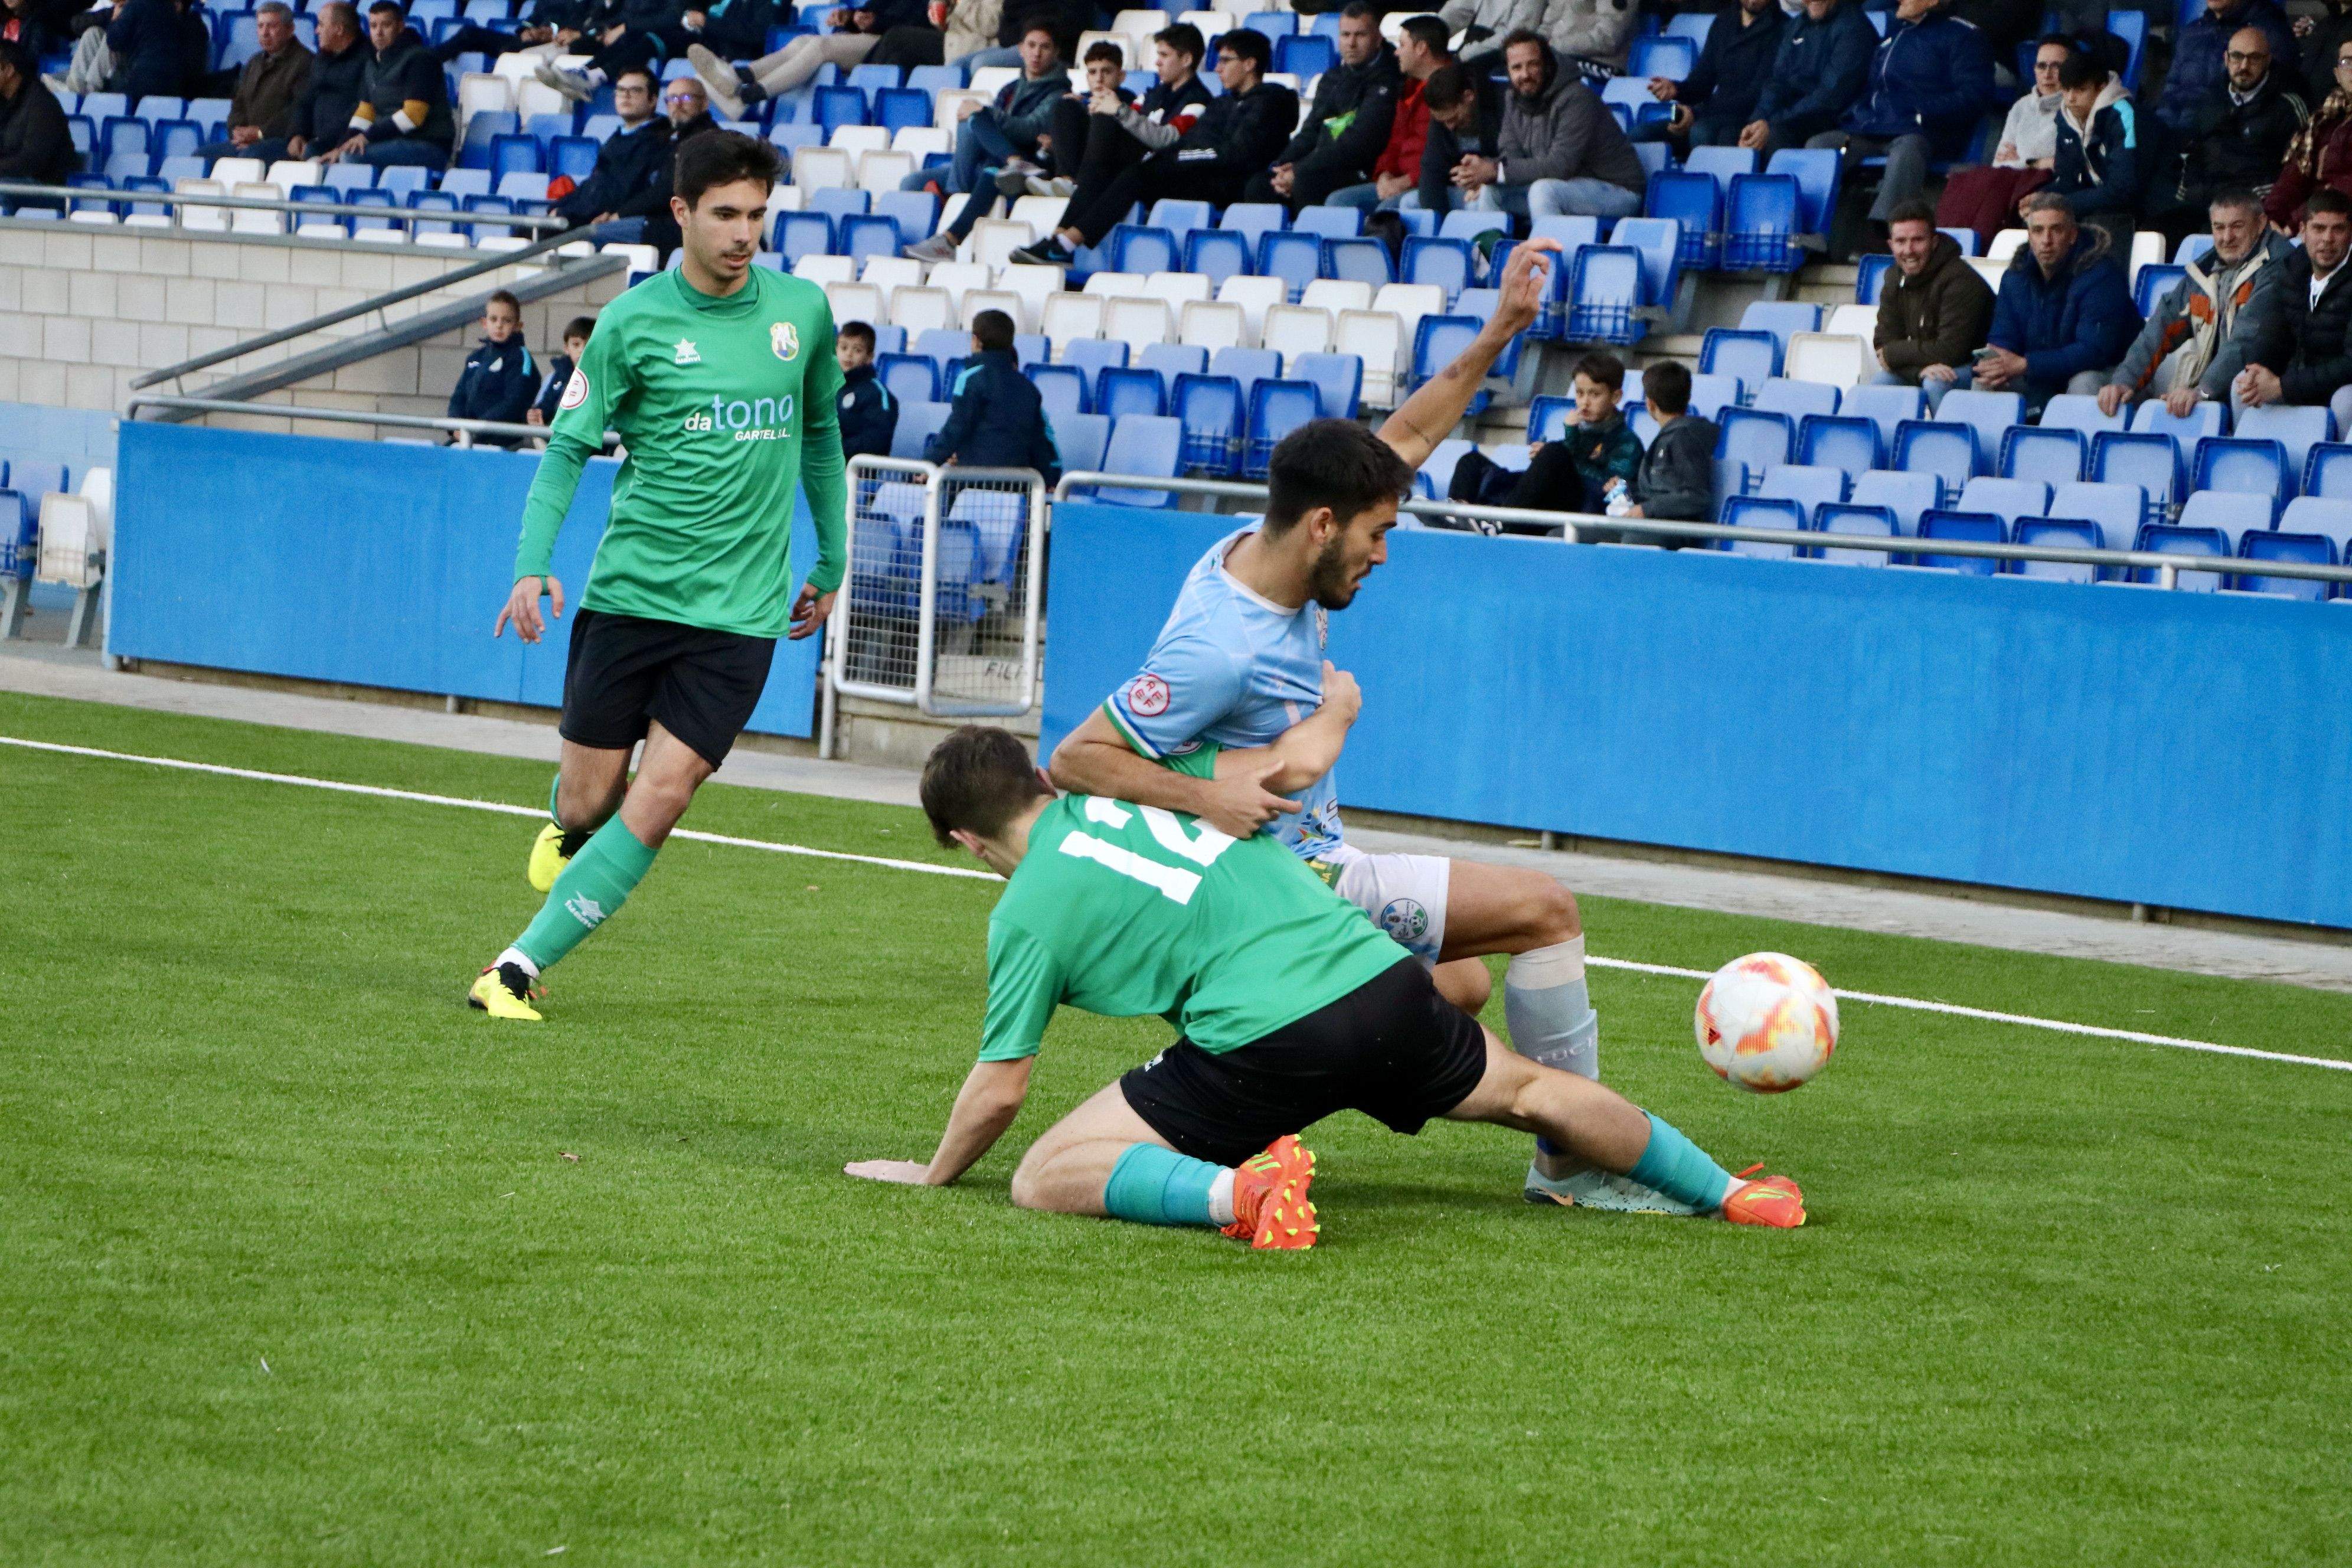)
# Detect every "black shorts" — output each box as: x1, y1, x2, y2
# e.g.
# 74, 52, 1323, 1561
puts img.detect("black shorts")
560, 607, 776, 770
1118, 959, 1491, 1169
